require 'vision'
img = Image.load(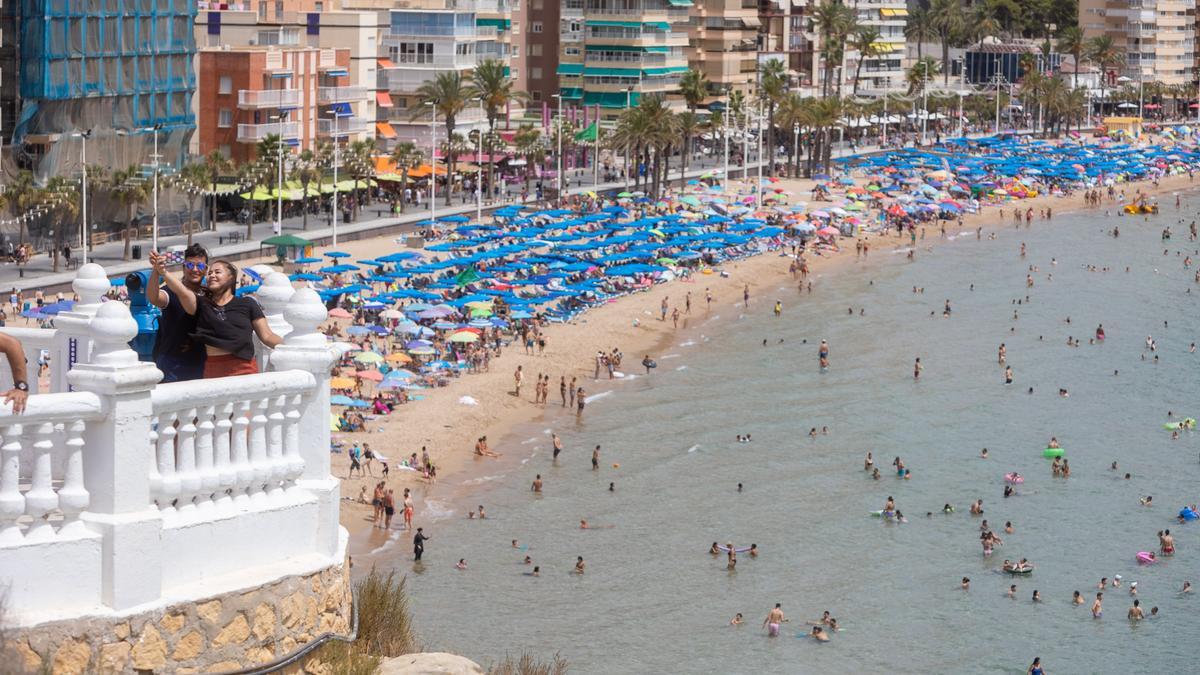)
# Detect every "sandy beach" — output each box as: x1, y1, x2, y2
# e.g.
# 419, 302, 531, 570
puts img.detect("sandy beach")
318, 164, 1200, 558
